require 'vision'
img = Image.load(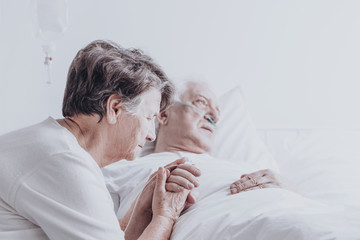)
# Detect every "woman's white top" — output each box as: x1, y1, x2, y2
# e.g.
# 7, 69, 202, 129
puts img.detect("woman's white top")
0, 117, 124, 240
